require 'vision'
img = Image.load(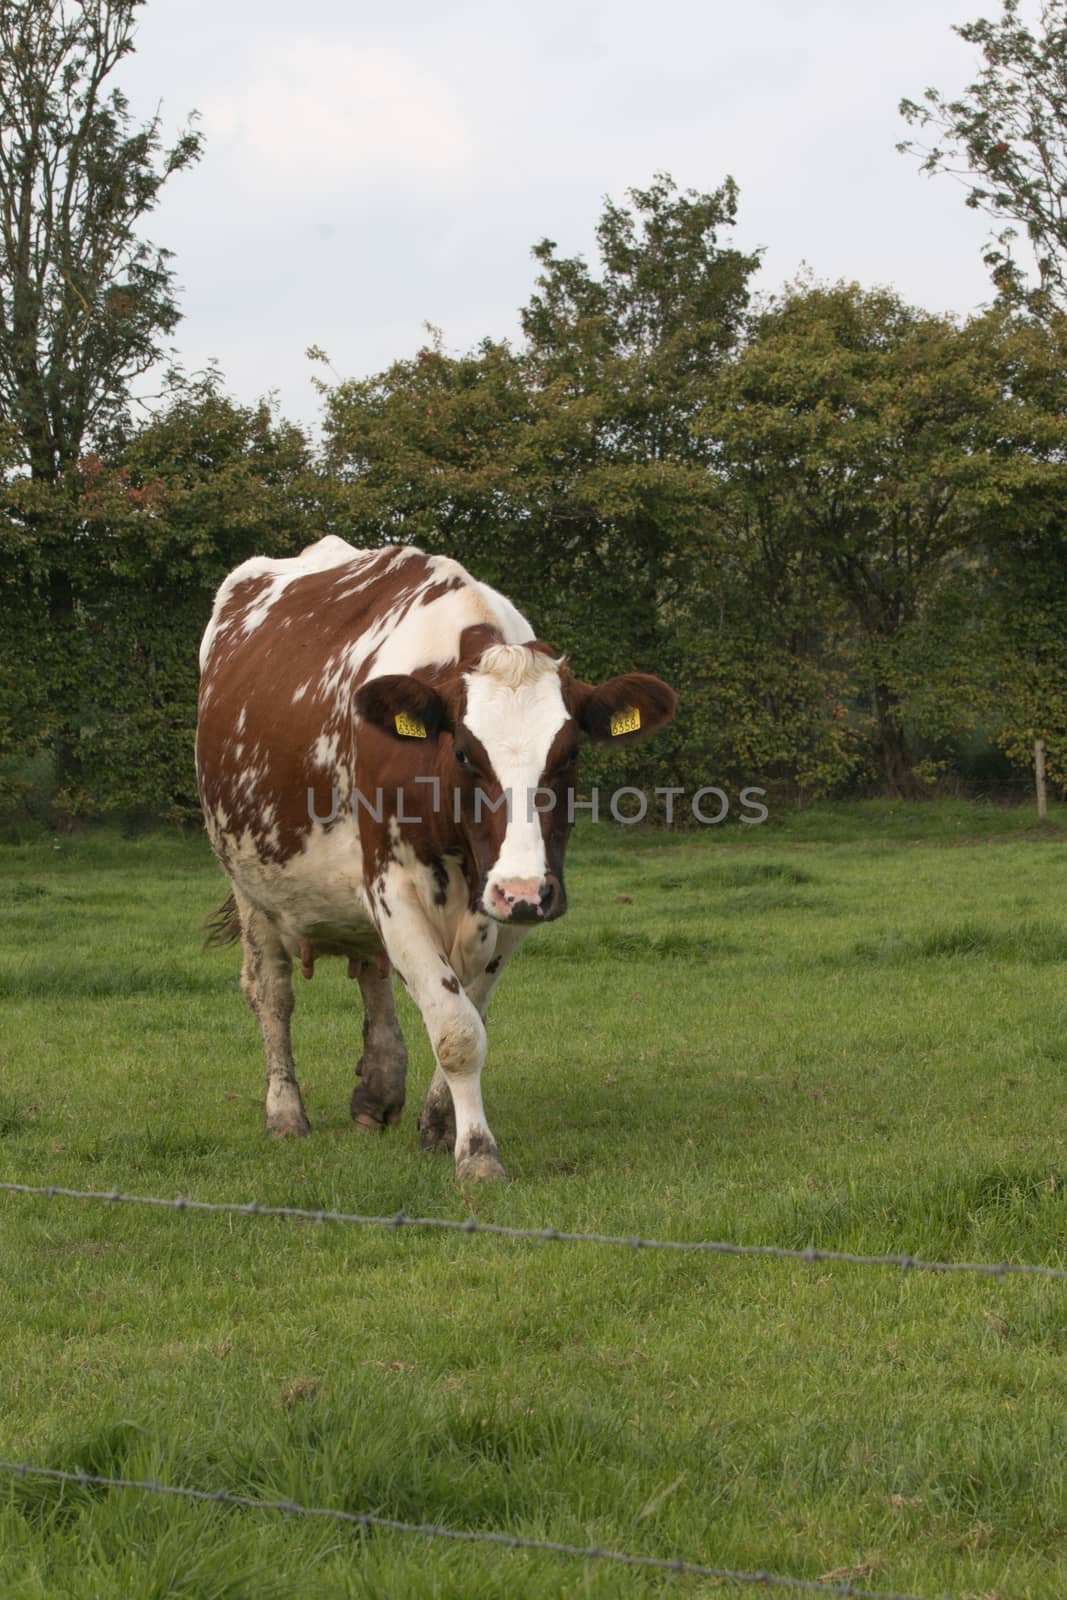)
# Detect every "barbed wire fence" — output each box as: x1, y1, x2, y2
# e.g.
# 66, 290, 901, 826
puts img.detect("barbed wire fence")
2, 1179, 1066, 1279
5, 1176, 1060, 1599
0, 1461, 940, 1600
